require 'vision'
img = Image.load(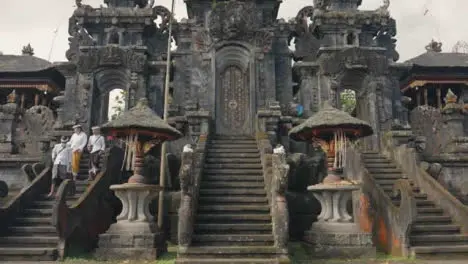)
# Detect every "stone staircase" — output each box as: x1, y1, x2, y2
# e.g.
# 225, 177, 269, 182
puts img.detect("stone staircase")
362, 152, 468, 259
0, 153, 92, 261
177, 135, 288, 264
